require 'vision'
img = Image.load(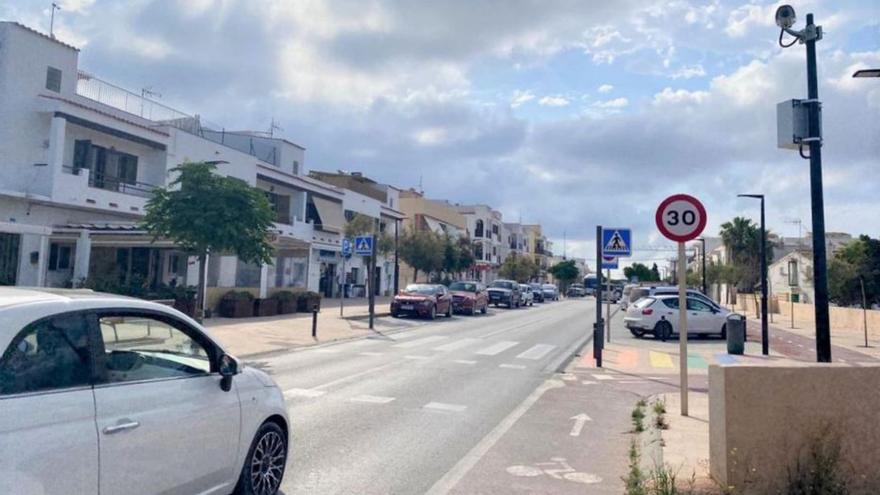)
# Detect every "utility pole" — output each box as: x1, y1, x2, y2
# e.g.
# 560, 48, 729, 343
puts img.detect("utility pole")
394, 219, 400, 295
697, 237, 707, 295
738, 194, 769, 356
594, 226, 603, 367
49, 3, 60, 38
